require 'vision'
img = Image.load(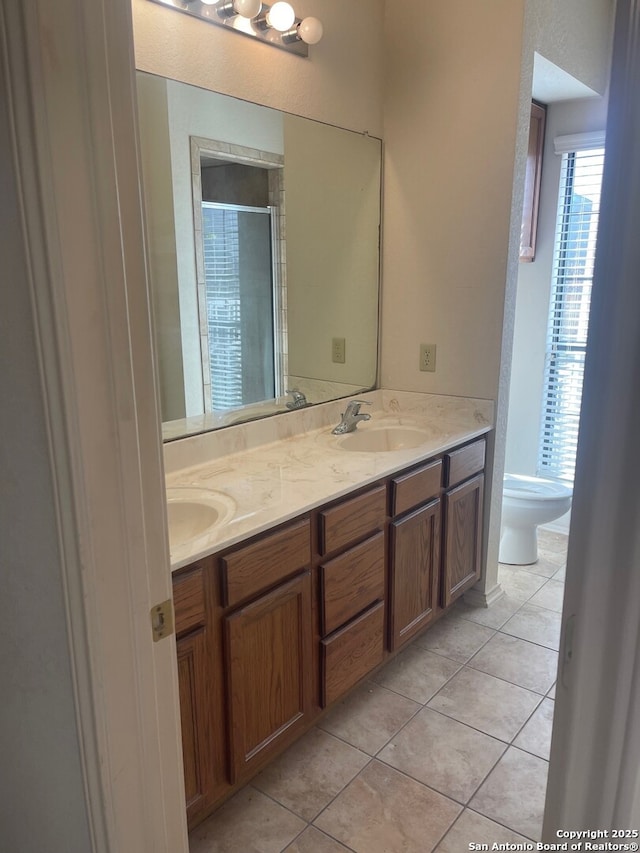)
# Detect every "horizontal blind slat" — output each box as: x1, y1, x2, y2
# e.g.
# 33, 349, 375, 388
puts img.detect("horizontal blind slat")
538, 148, 604, 483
